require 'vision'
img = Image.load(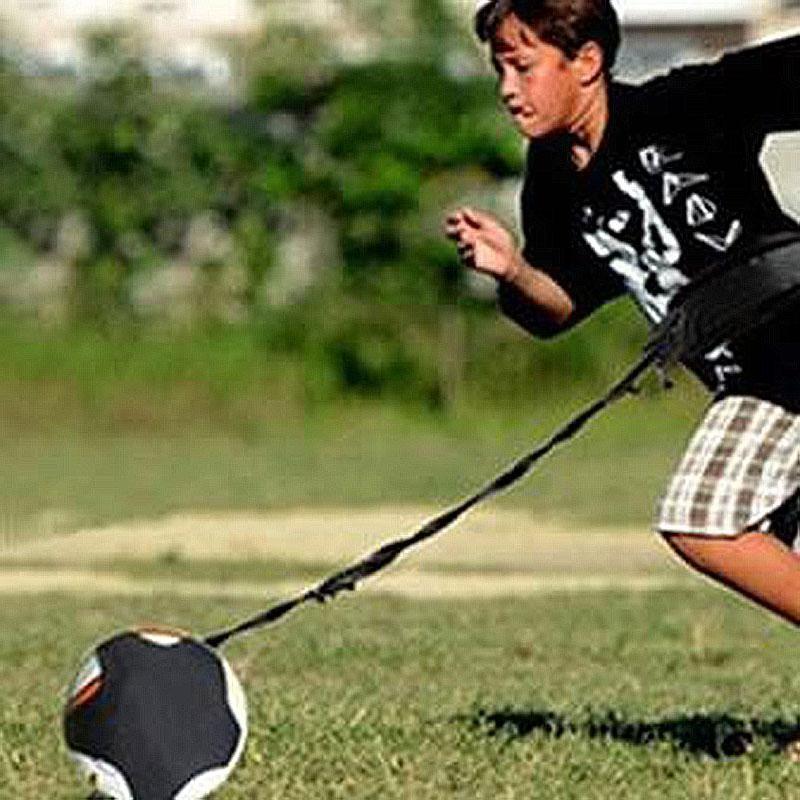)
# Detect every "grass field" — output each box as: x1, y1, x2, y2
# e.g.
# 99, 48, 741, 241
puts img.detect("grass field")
2, 322, 783, 800
4, 578, 800, 798
0, 313, 711, 538
2, 511, 800, 799
0, 372, 708, 547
